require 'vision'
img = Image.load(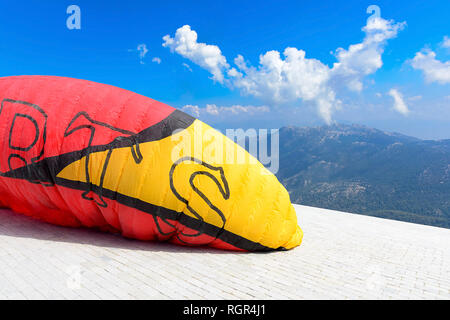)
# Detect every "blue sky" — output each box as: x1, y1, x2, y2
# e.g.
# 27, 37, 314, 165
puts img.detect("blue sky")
0, 0, 449, 139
